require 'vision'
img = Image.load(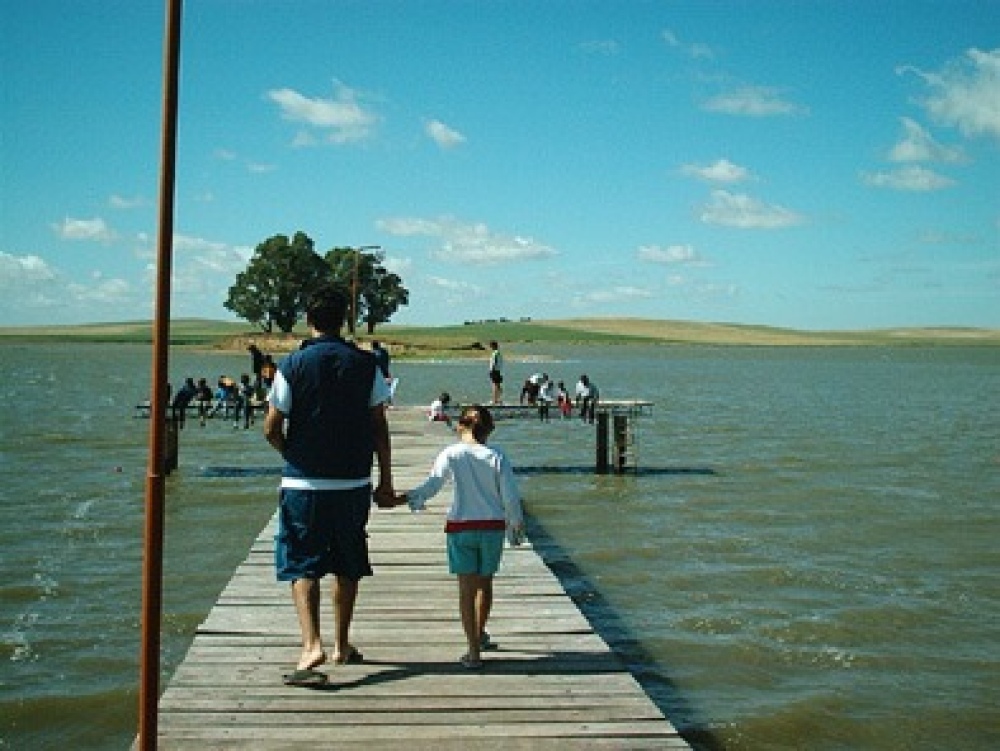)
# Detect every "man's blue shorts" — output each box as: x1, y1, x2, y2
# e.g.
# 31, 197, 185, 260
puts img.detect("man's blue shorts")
275, 486, 373, 582
447, 530, 505, 576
